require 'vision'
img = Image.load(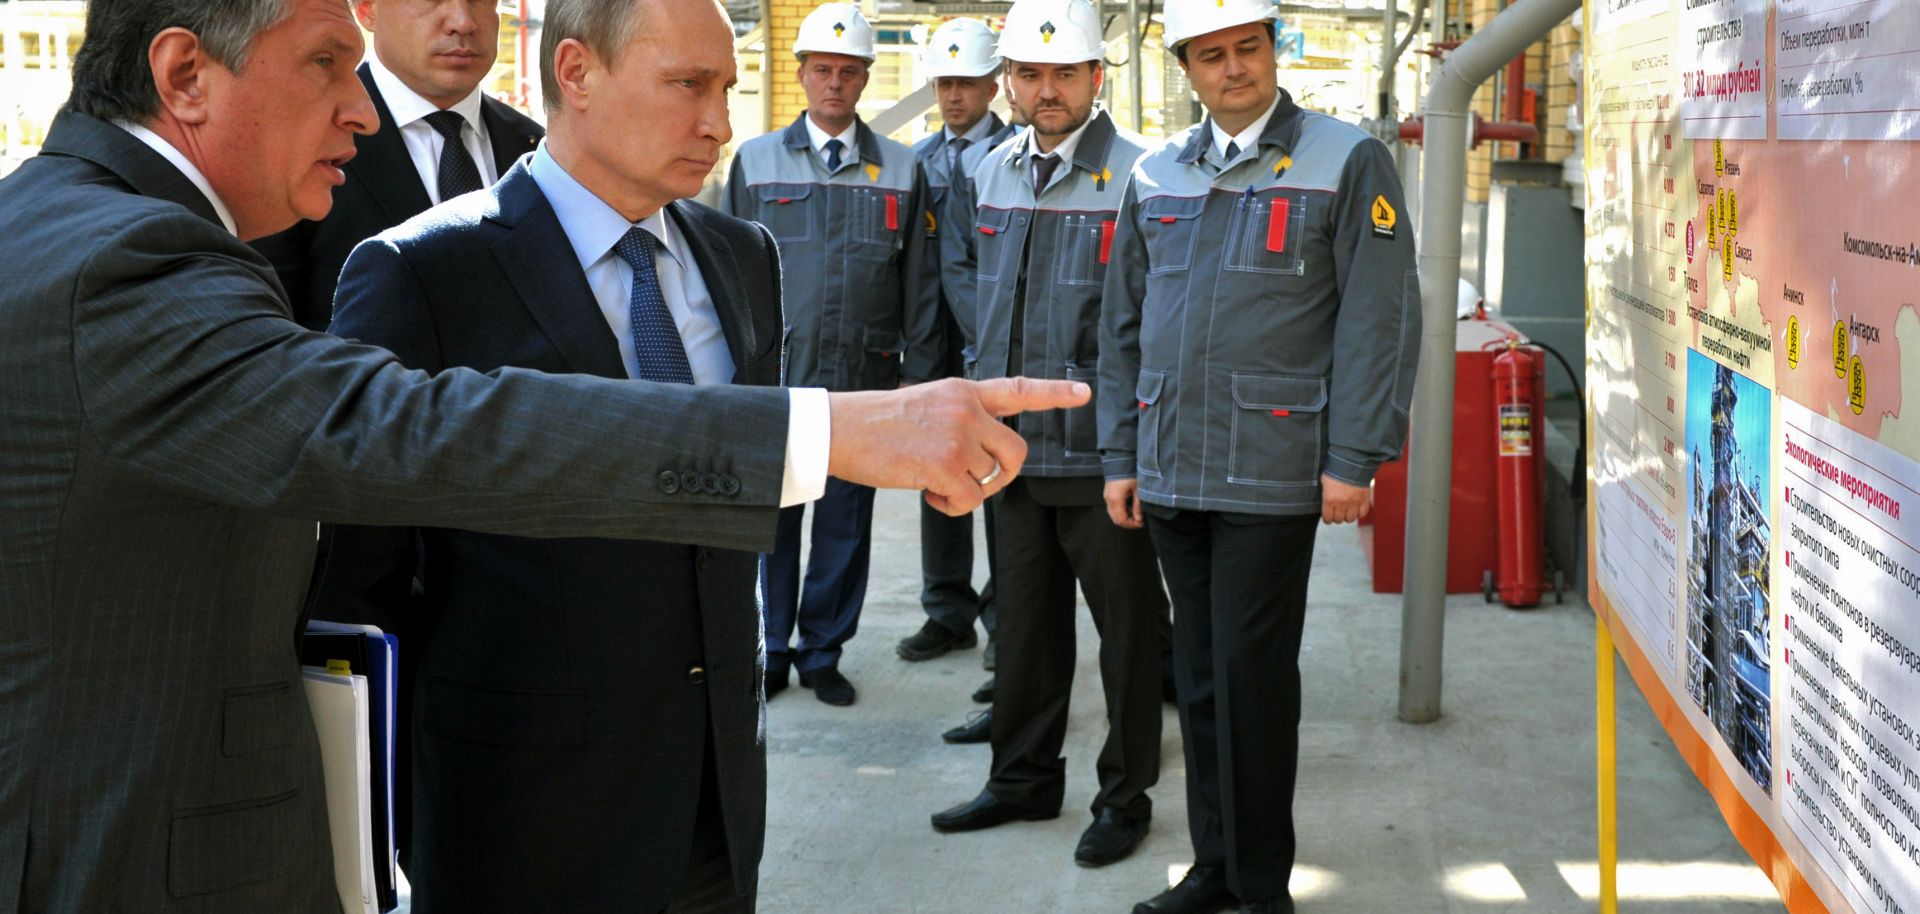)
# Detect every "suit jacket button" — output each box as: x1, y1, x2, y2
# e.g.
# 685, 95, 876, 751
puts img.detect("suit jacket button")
704, 473, 723, 493
658, 471, 680, 494
687, 665, 707, 685
721, 476, 741, 496
681, 471, 703, 494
